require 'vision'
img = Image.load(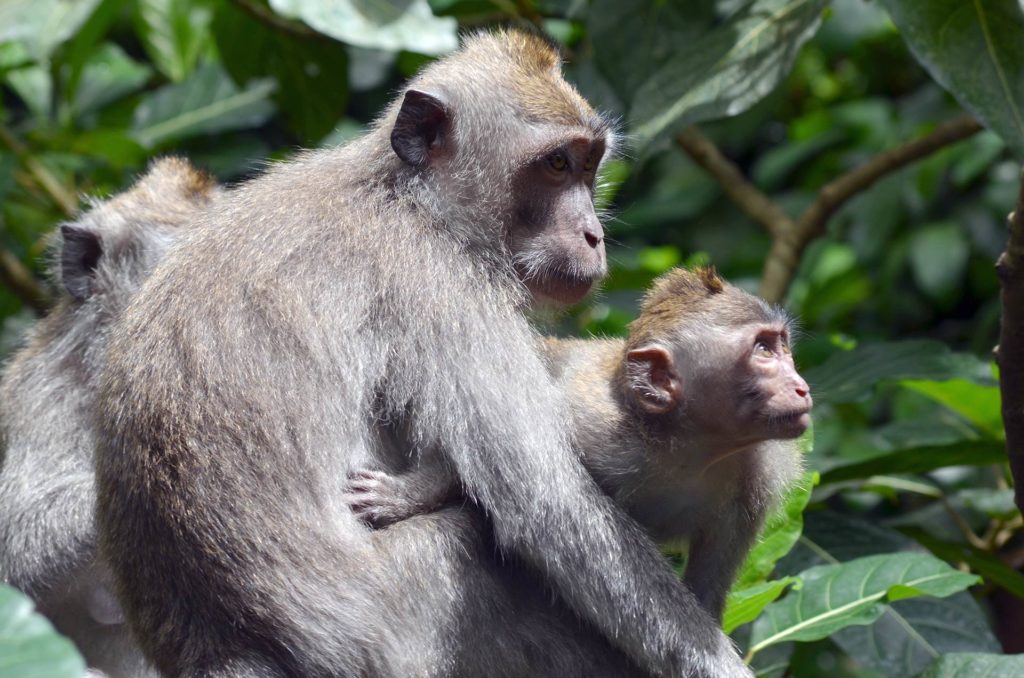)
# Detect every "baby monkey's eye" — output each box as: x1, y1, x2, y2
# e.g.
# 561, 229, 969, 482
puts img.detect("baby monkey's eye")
753, 341, 774, 358
548, 152, 569, 172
